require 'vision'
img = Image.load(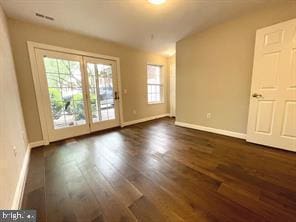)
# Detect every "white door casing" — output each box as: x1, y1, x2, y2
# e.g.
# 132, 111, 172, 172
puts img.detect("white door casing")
247, 18, 296, 152
170, 61, 176, 117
